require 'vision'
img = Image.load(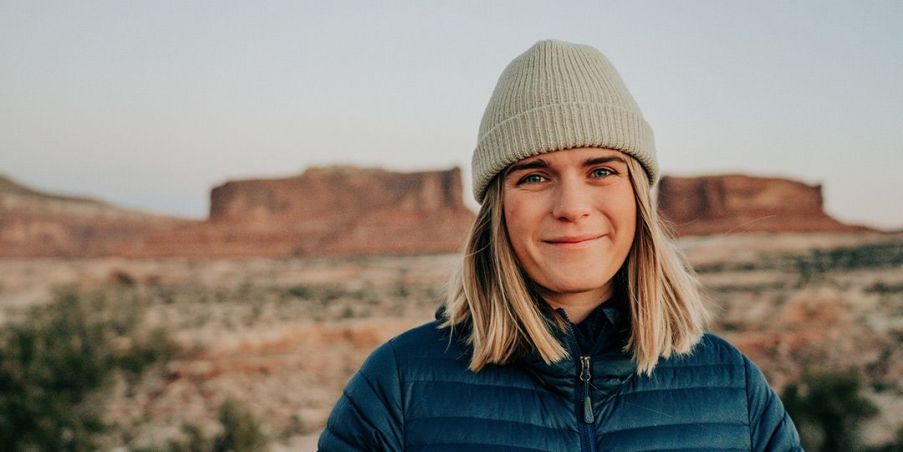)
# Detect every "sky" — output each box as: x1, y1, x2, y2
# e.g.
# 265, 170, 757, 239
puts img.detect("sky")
2, 1, 902, 229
